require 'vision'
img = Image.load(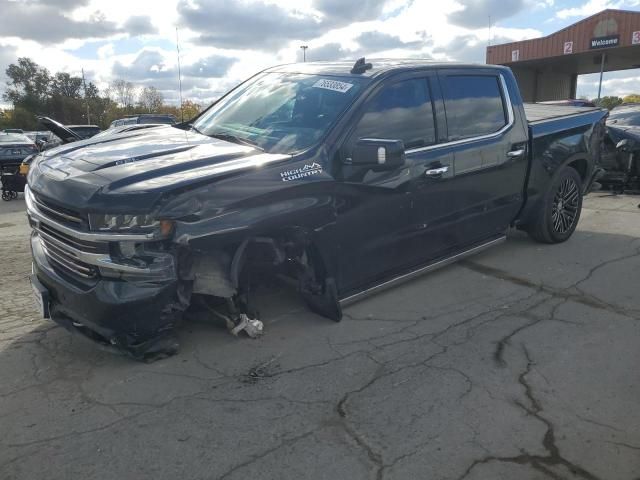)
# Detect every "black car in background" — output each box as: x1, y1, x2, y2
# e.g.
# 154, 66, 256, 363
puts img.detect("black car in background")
0, 132, 37, 167
35, 117, 101, 150
66, 125, 101, 139
0, 132, 36, 200
601, 104, 640, 192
